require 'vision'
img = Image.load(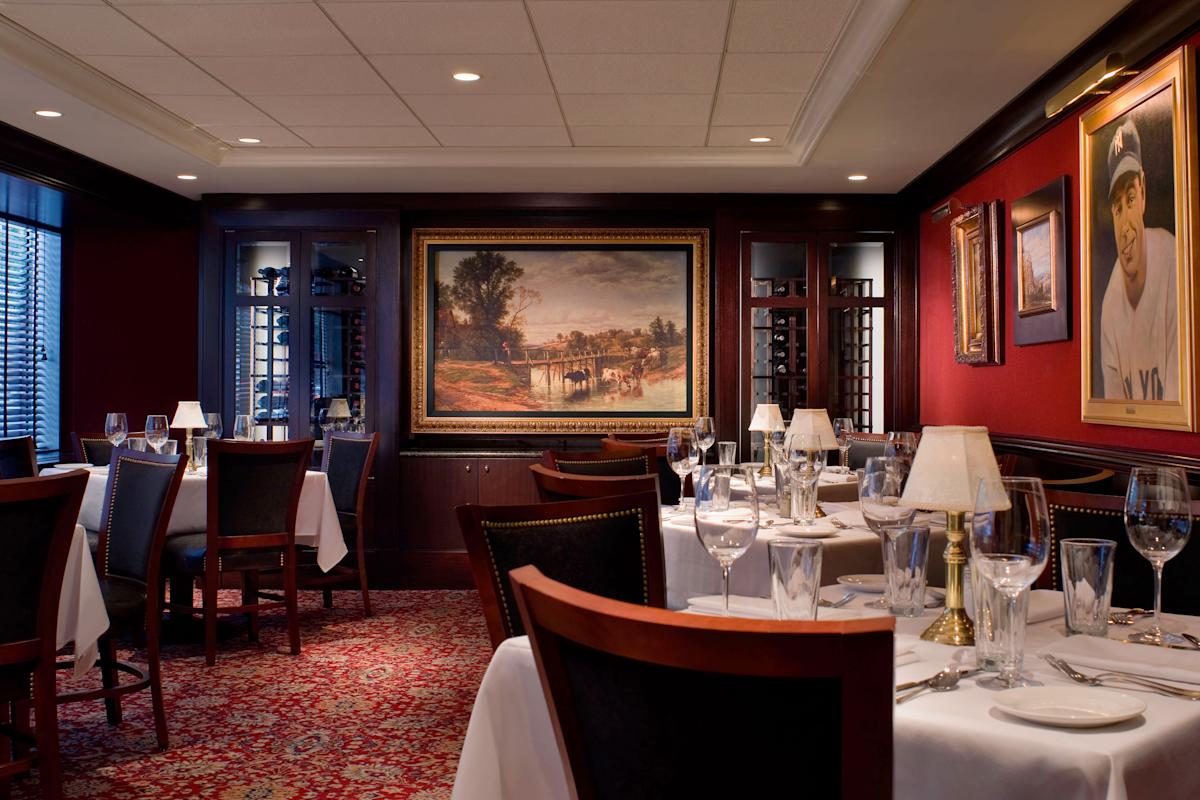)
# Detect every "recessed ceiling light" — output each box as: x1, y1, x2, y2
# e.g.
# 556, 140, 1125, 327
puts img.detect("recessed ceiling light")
34, 109, 62, 118
176, 174, 198, 181
237, 137, 261, 144
749, 136, 772, 143
847, 174, 868, 181
453, 72, 481, 82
